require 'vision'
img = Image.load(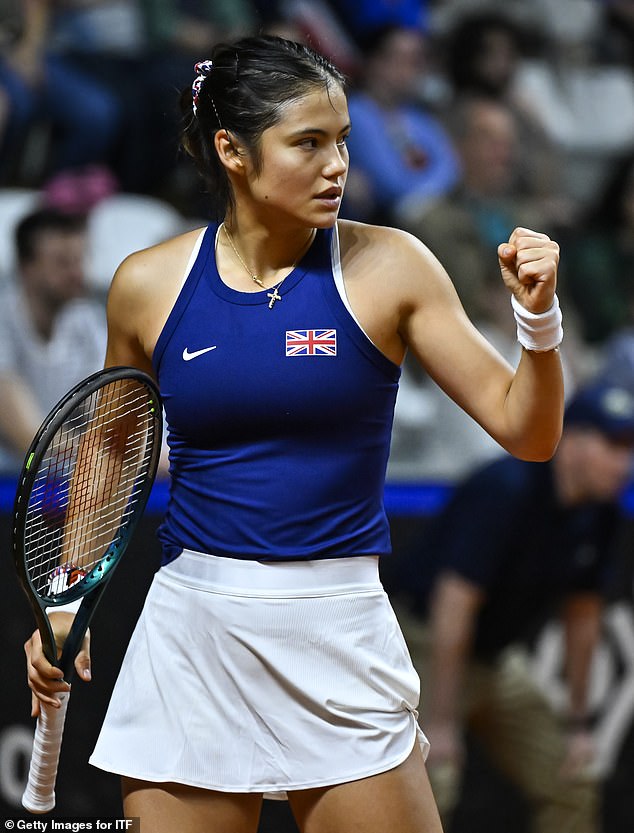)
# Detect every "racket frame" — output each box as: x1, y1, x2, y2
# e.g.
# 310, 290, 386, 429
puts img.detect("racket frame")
12, 366, 162, 680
